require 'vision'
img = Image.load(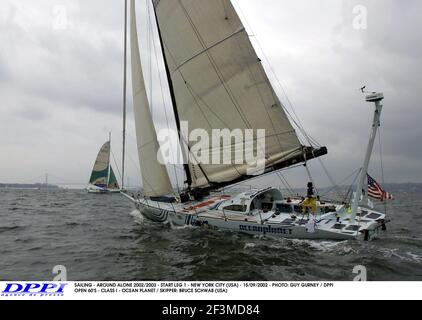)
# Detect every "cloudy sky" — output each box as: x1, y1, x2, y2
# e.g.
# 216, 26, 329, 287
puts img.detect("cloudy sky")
0, 0, 421, 189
